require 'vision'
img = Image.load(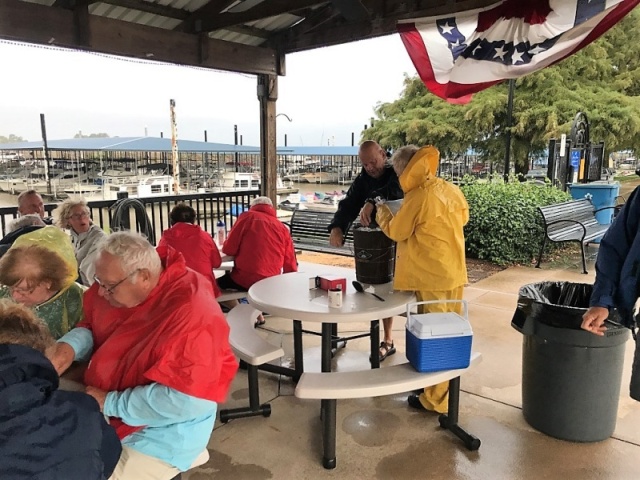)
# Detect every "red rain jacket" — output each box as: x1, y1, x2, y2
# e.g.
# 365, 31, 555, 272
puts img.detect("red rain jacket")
80, 245, 238, 439
222, 203, 297, 289
158, 222, 222, 297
